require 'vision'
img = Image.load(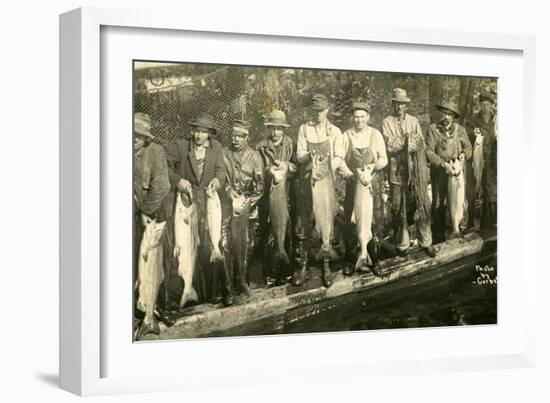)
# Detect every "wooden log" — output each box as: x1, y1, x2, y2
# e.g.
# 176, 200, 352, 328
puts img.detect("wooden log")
138, 230, 496, 341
